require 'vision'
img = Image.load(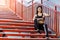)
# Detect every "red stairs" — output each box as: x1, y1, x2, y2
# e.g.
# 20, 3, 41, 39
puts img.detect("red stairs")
0, 7, 57, 40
